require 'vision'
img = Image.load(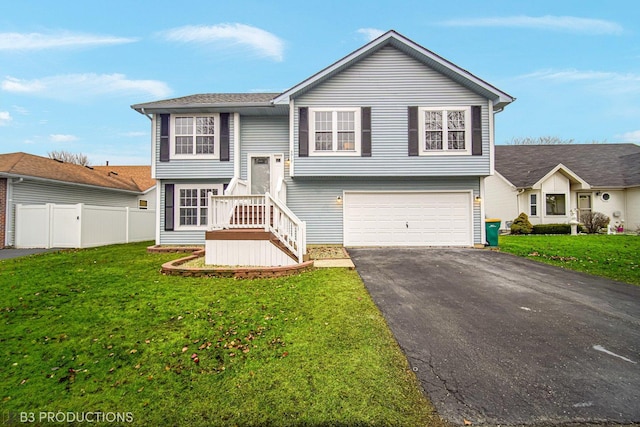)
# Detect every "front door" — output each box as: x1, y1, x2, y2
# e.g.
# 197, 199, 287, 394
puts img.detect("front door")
578, 193, 591, 221
250, 156, 271, 194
